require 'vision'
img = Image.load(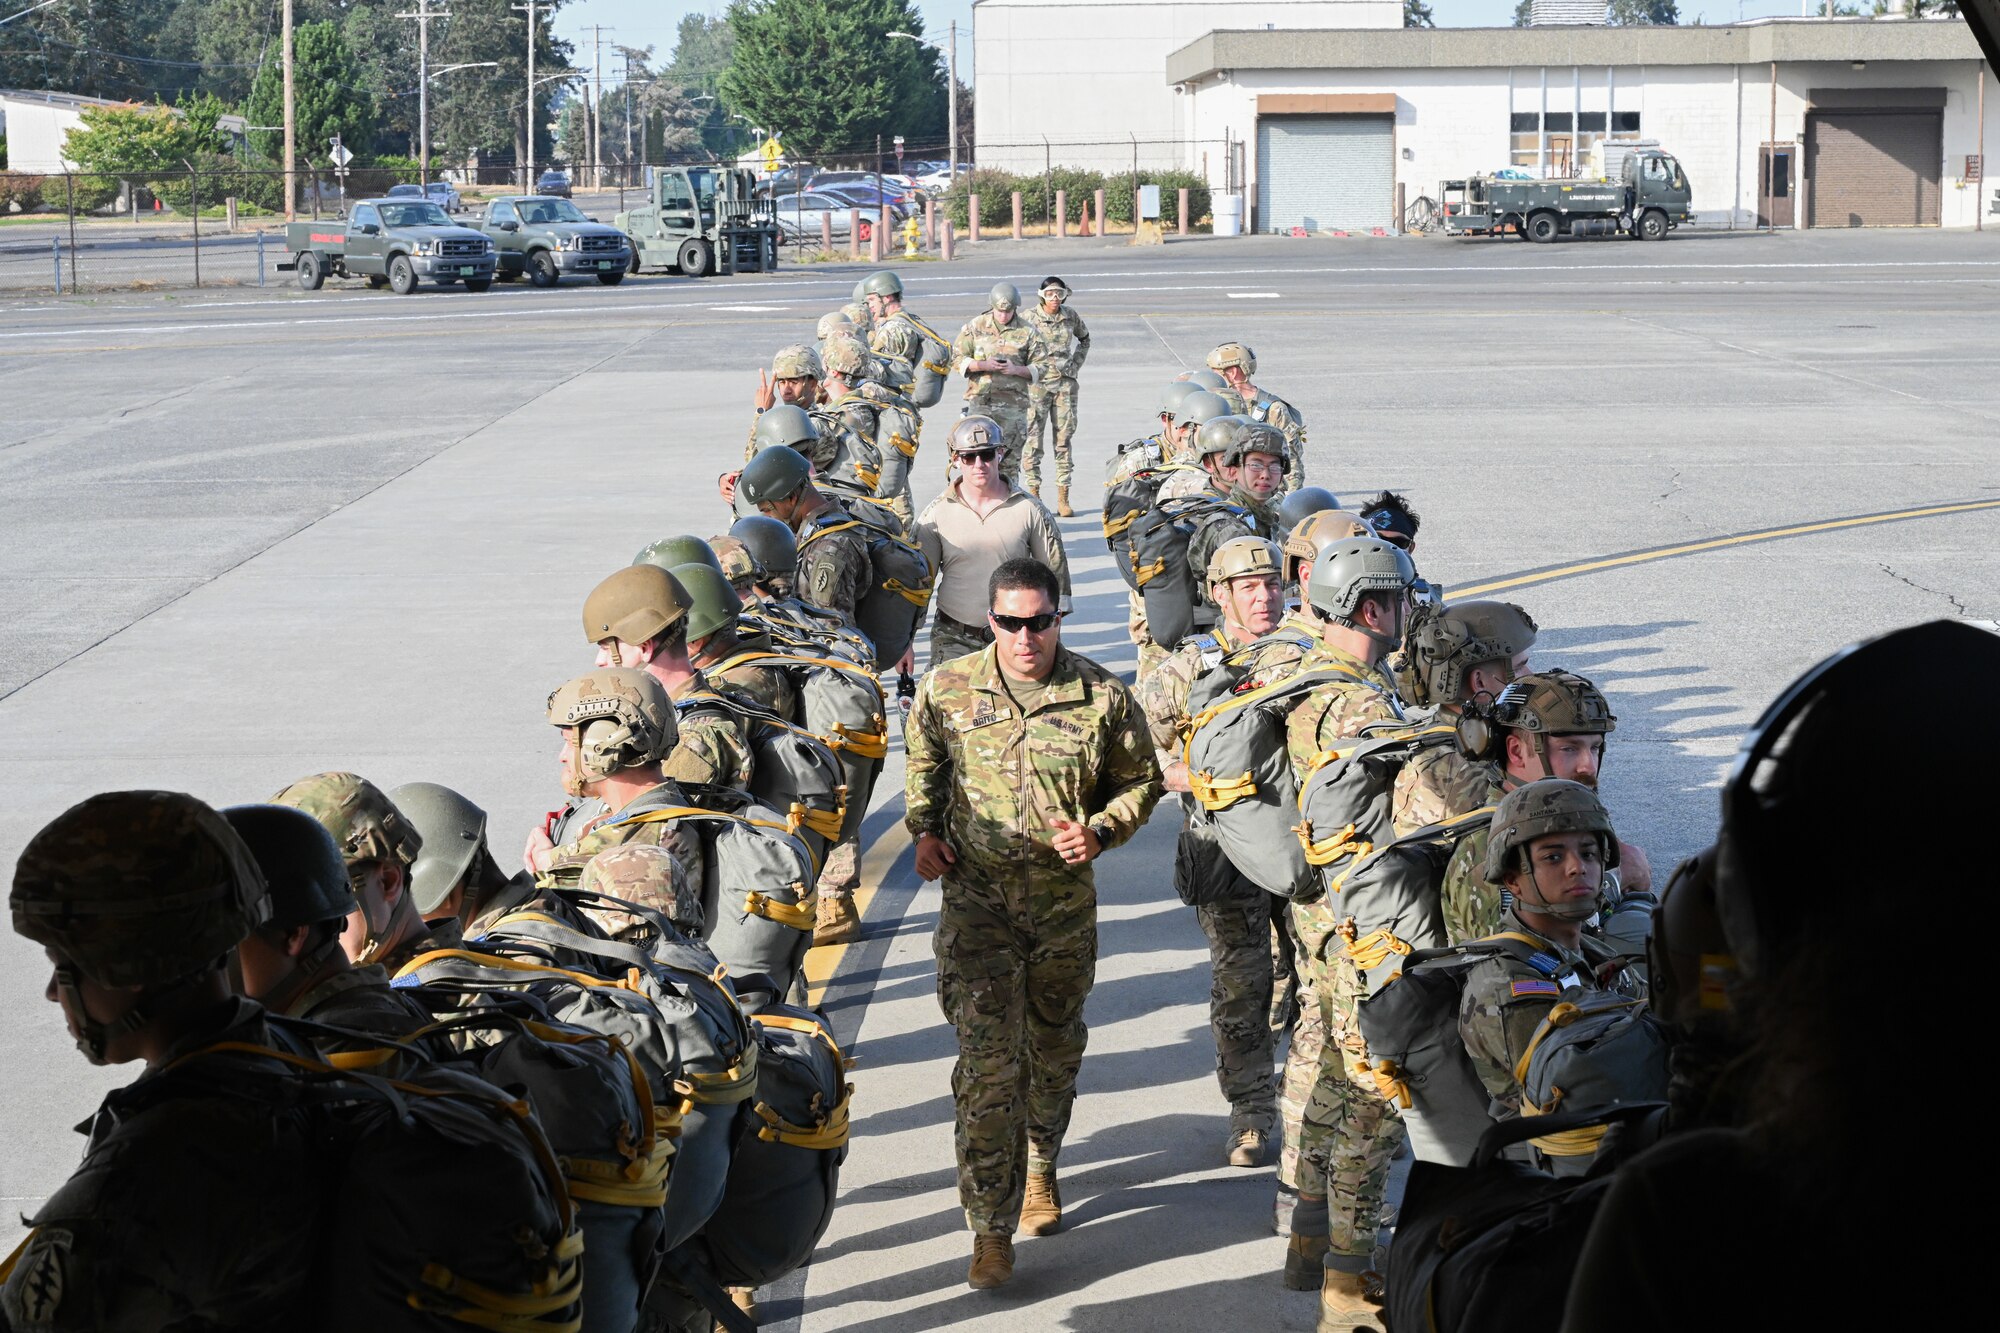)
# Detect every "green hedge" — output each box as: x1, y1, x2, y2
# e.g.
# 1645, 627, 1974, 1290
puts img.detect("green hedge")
0, 173, 44, 212
940, 166, 1212, 231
